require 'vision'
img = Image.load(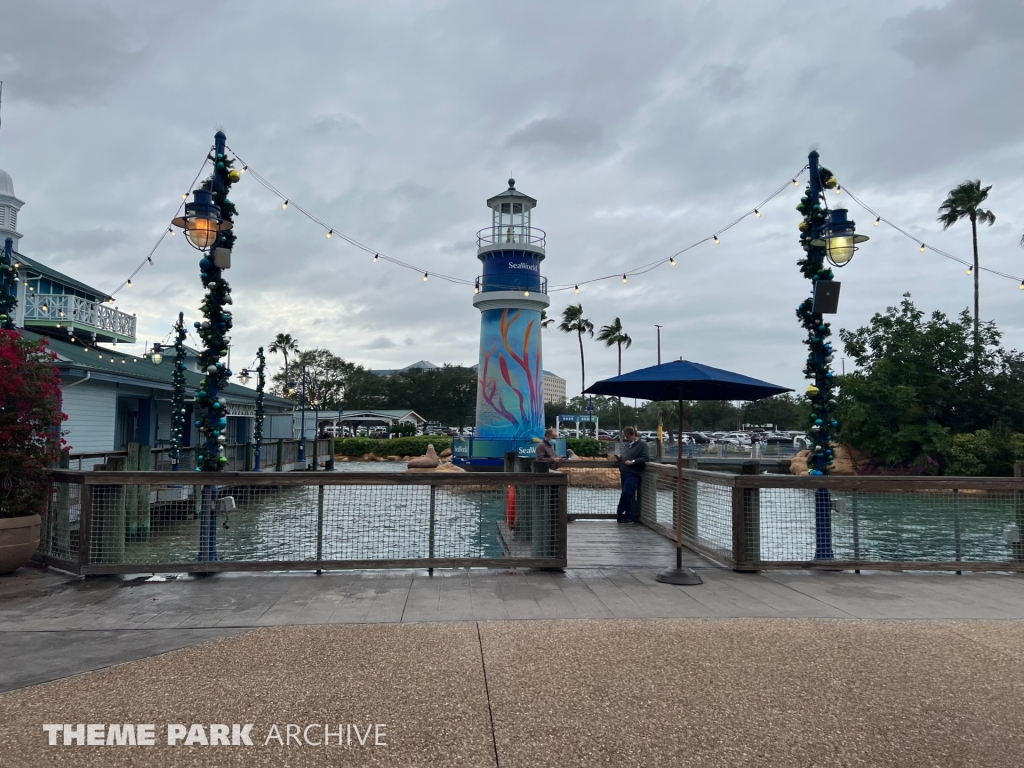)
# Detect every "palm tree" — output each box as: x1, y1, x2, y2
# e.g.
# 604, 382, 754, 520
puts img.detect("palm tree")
597, 317, 632, 375
558, 304, 594, 396
937, 180, 995, 348
540, 309, 554, 329
268, 333, 299, 383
